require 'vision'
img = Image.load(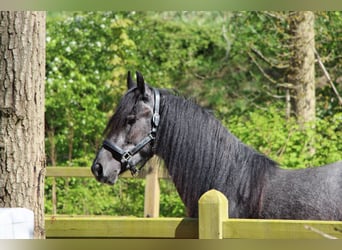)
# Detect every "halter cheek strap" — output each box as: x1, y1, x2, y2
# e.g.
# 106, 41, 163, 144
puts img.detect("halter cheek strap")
102, 88, 160, 176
